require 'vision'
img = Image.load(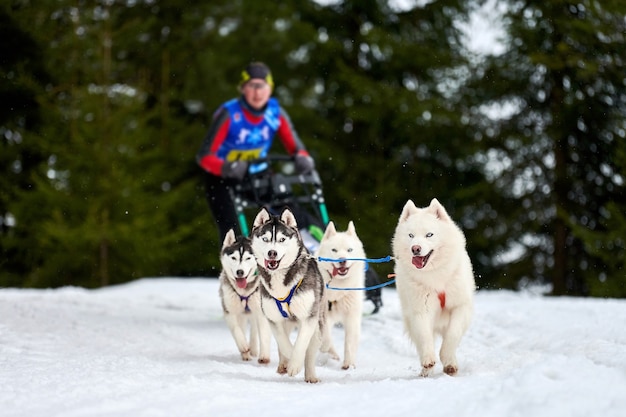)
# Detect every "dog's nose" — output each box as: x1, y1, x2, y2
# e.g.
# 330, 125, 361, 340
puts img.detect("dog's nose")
412, 245, 422, 255
338, 258, 347, 266
268, 250, 277, 259
236, 269, 245, 278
